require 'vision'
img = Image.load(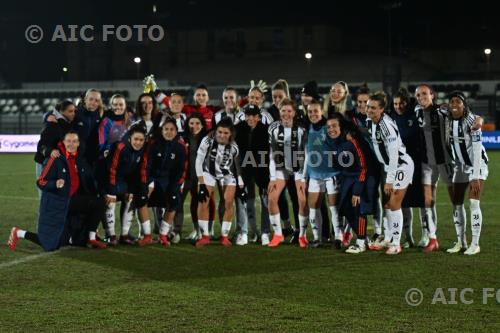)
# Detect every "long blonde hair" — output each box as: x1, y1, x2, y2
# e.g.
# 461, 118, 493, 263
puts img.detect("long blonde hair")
323, 81, 350, 115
